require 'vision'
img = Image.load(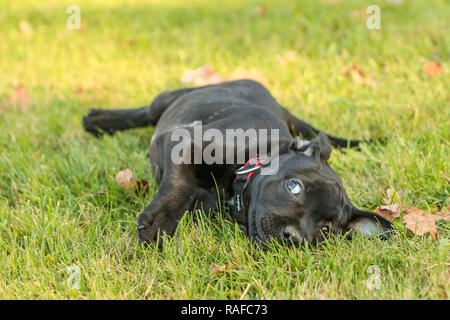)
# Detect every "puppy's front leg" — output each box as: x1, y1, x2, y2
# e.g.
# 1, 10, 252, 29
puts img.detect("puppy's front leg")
137, 171, 196, 247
